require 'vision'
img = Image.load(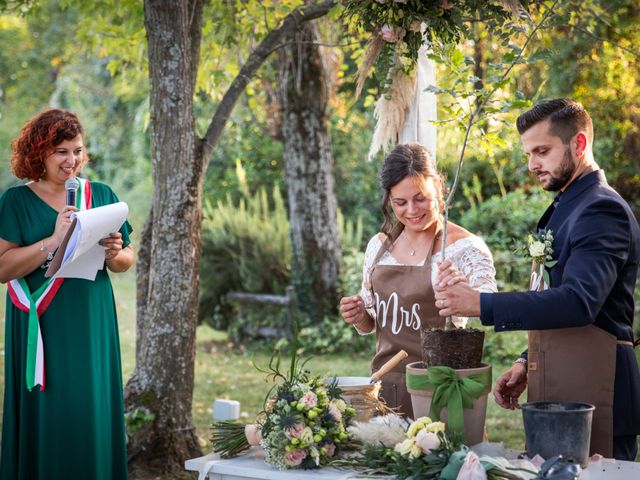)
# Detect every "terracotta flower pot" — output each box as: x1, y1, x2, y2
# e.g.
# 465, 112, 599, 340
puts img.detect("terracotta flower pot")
406, 362, 492, 445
